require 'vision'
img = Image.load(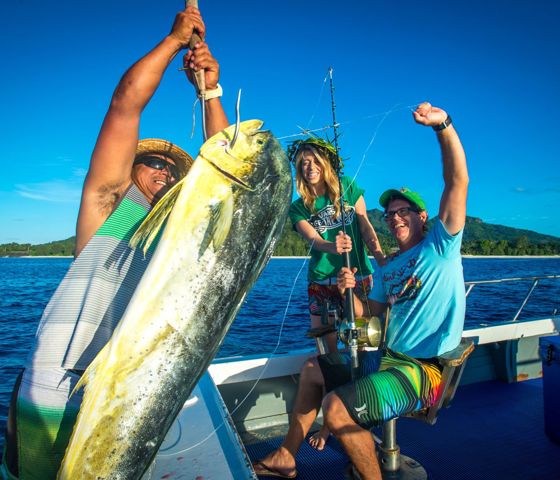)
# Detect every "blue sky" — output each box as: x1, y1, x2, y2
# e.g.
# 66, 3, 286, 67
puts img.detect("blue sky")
1, 0, 559, 244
